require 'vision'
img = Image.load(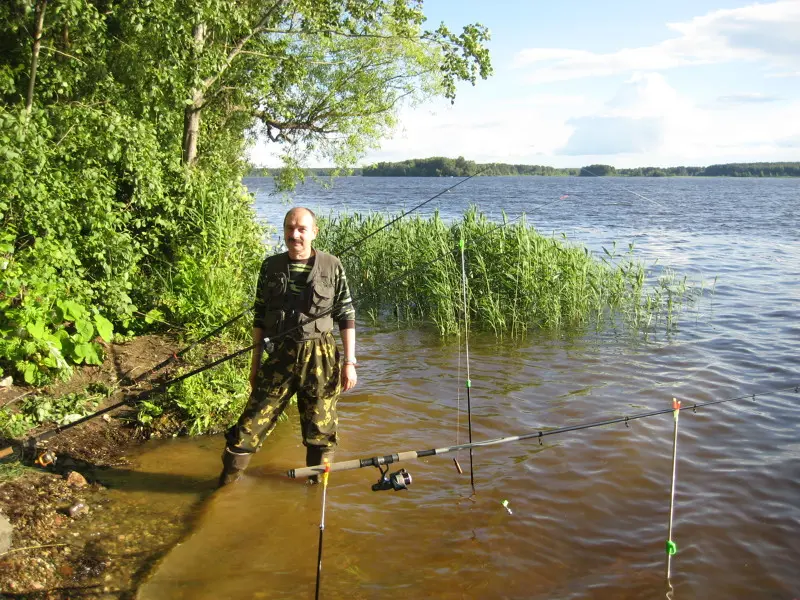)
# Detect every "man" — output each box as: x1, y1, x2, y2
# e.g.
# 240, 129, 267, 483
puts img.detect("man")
218, 207, 357, 486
